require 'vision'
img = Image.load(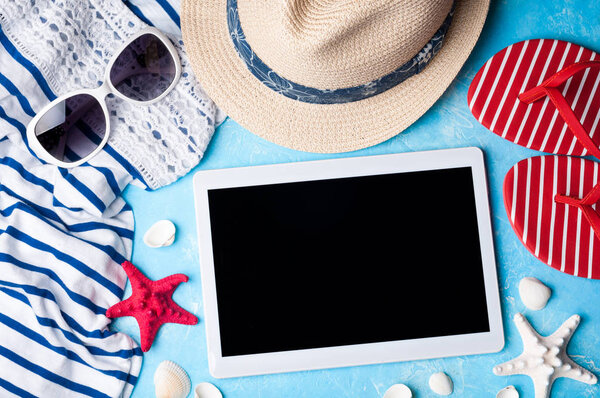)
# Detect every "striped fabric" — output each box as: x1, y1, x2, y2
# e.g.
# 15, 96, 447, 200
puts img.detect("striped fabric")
126, 0, 182, 36
468, 39, 600, 157
504, 155, 600, 279
0, 1, 184, 397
